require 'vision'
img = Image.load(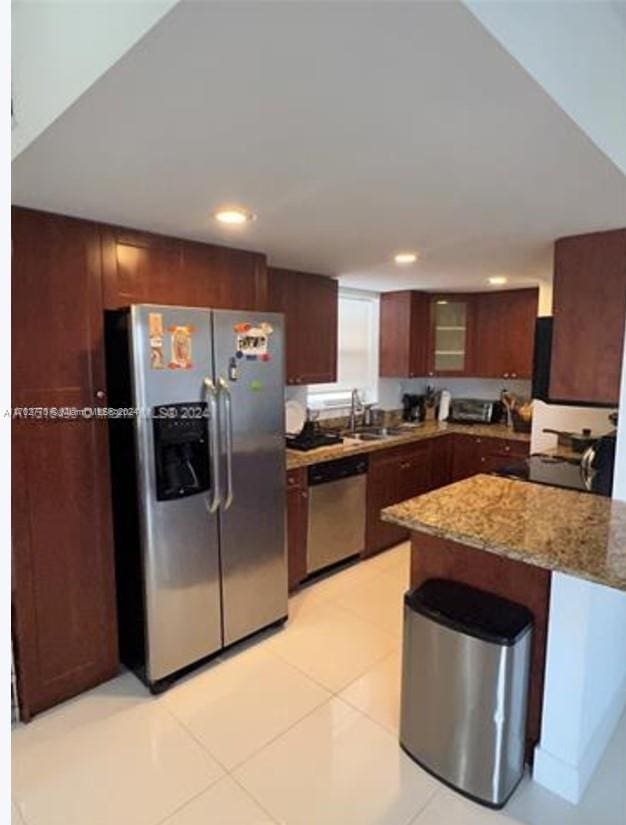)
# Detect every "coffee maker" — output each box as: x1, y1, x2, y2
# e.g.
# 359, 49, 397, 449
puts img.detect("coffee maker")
402, 394, 426, 423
